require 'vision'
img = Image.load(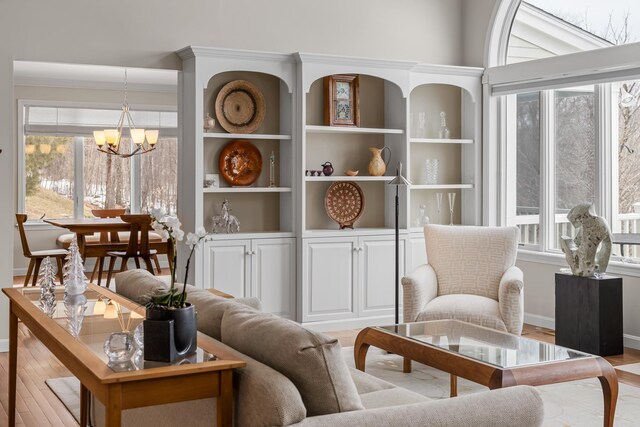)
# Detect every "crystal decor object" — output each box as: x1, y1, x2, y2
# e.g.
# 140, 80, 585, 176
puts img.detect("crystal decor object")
63, 234, 87, 296
438, 112, 450, 139
448, 192, 456, 226
424, 159, 439, 184
104, 332, 137, 362
436, 193, 444, 225
417, 112, 427, 138
416, 204, 430, 227
37, 257, 57, 318
64, 294, 87, 338
133, 322, 144, 349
